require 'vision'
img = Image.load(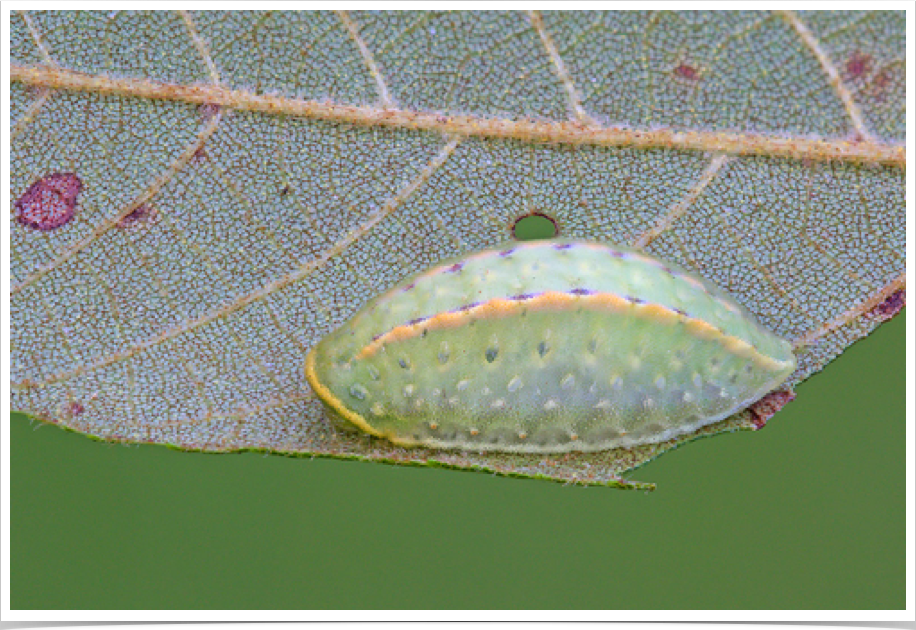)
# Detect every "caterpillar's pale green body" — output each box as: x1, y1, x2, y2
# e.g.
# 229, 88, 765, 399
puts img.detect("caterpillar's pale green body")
305, 240, 796, 454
